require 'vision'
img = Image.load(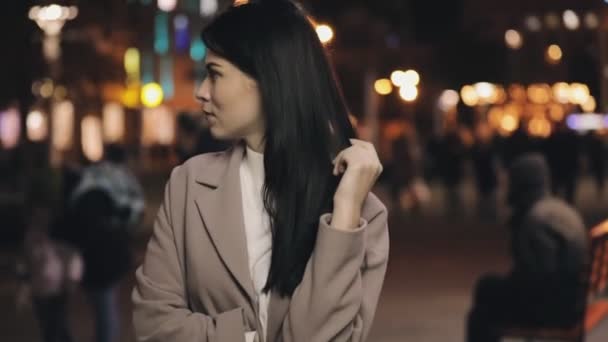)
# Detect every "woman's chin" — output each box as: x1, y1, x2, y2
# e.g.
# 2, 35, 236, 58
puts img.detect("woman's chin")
208, 126, 231, 140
